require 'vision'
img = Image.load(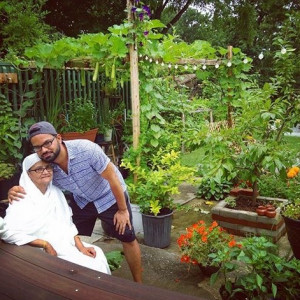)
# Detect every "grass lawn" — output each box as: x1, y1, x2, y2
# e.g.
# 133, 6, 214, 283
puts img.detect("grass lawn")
181, 135, 300, 167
